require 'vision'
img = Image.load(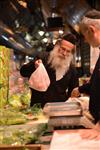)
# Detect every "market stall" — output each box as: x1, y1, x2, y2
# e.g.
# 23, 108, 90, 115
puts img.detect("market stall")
0, 1, 100, 149
0, 45, 98, 150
